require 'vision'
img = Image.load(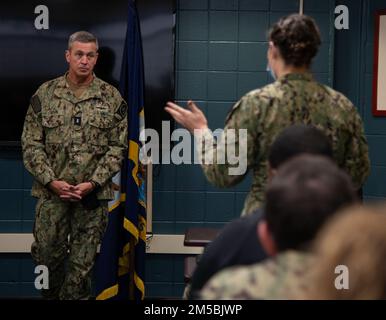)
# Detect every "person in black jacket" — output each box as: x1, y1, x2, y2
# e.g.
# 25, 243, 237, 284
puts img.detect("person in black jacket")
186, 124, 334, 299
